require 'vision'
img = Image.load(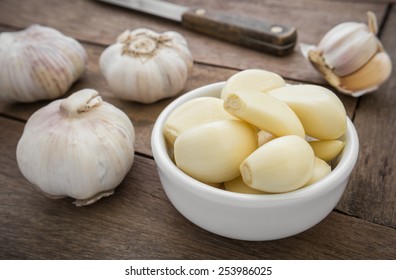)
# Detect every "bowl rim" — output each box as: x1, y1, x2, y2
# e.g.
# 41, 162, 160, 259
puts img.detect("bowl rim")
151, 82, 359, 203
